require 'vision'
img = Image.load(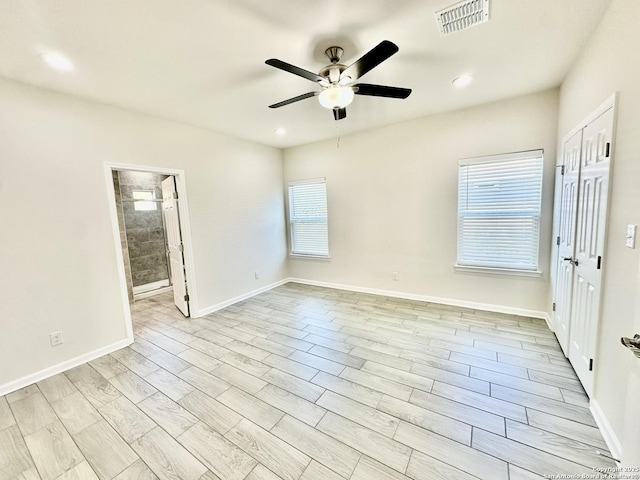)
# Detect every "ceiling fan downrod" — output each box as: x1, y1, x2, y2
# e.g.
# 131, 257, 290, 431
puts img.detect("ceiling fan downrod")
325, 46, 344, 64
